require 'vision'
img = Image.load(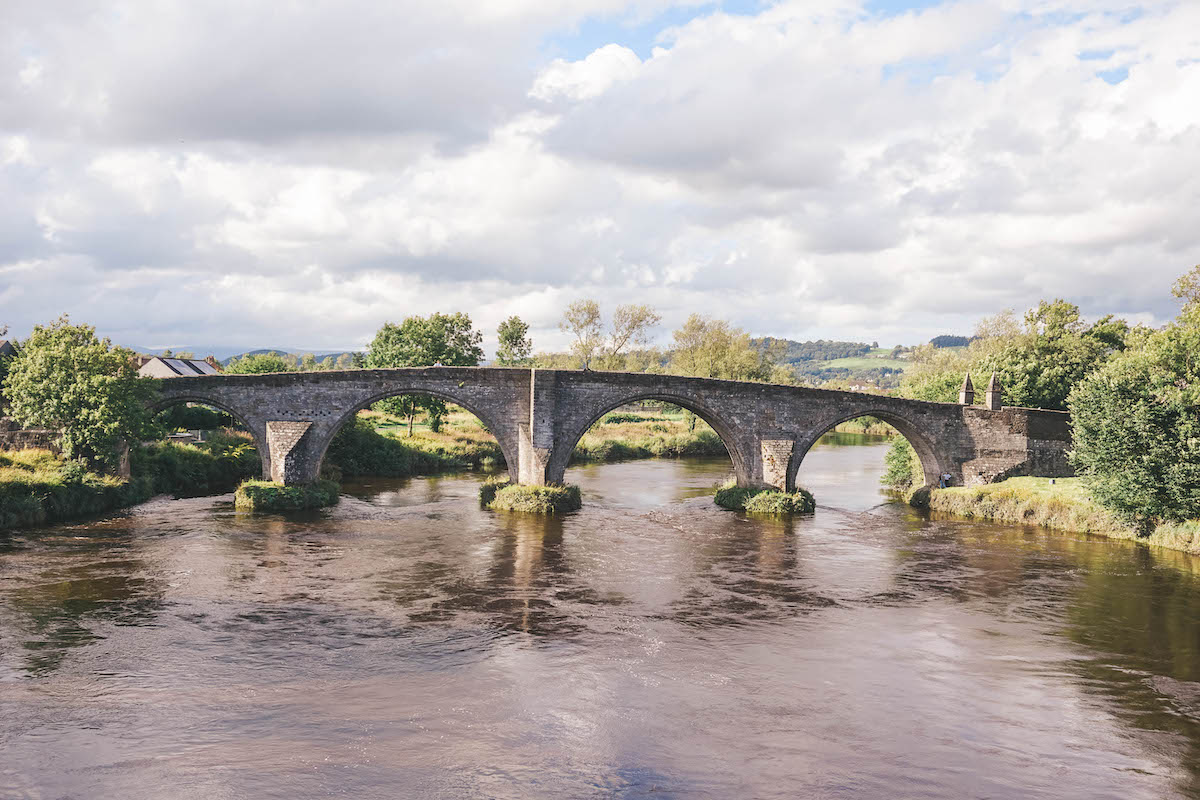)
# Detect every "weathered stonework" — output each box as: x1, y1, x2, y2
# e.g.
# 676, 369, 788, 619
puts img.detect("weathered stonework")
265, 421, 312, 483
760, 439, 796, 490
154, 367, 1075, 491
0, 418, 59, 453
